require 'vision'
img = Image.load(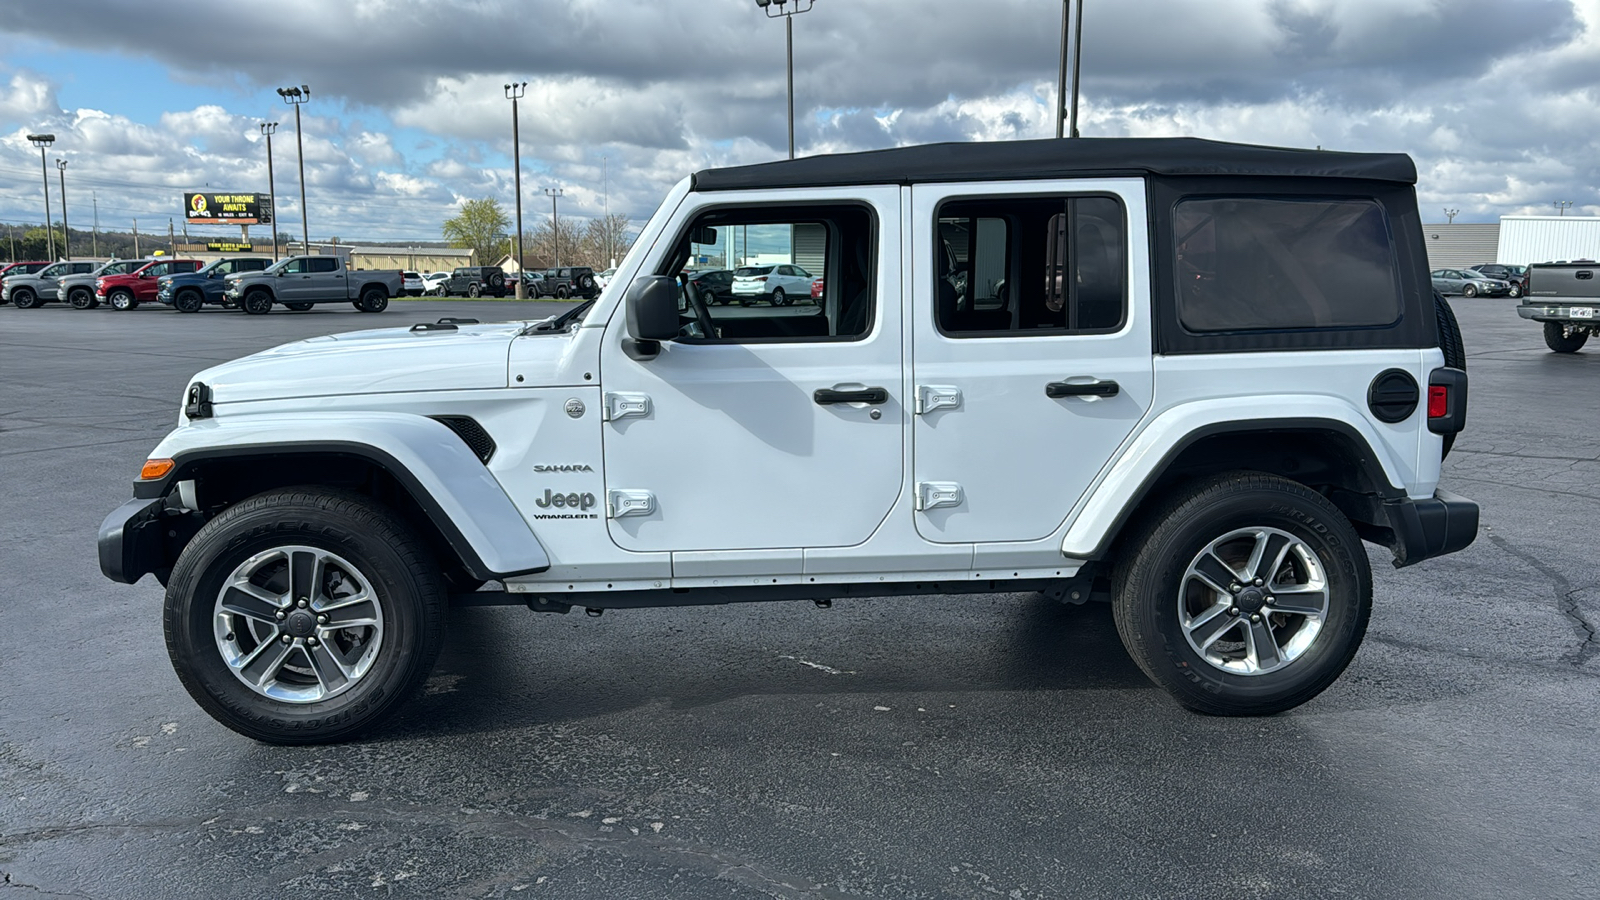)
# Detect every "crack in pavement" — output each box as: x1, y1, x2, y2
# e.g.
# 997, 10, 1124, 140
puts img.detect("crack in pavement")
0, 807, 862, 900
1489, 534, 1599, 666
0, 870, 94, 899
